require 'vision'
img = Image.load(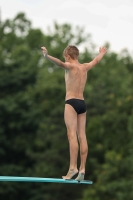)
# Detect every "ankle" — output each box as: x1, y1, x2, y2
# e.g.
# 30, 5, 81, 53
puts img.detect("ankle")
79, 168, 85, 174
69, 168, 78, 172
69, 166, 78, 170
